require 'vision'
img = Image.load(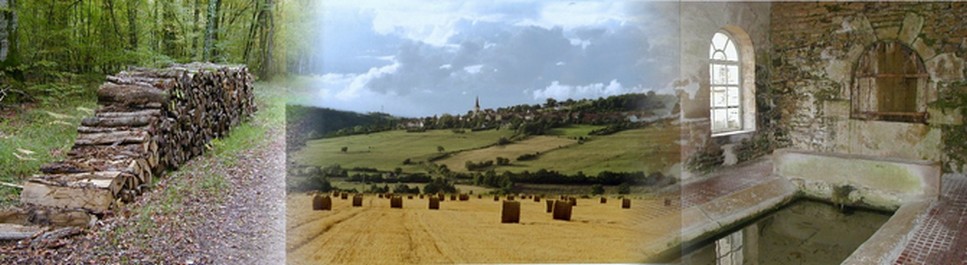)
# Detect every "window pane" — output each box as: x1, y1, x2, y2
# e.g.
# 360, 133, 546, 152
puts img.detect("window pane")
727, 108, 740, 129
712, 33, 729, 51
711, 64, 727, 85
724, 40, 738, 62
712, 87, 726, 107
726, 65, 739, 85
712, 109, 727, 130
727, 86, 740, 106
